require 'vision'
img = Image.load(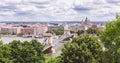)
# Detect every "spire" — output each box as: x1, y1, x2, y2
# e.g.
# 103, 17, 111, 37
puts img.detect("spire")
83, 17, 90, 25
85, 17, 88, 22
